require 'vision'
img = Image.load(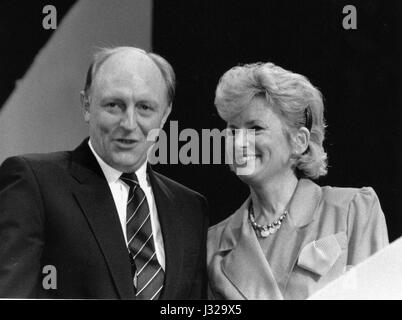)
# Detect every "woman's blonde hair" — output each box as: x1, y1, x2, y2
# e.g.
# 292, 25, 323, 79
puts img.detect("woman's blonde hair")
215, 62, 328, 179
